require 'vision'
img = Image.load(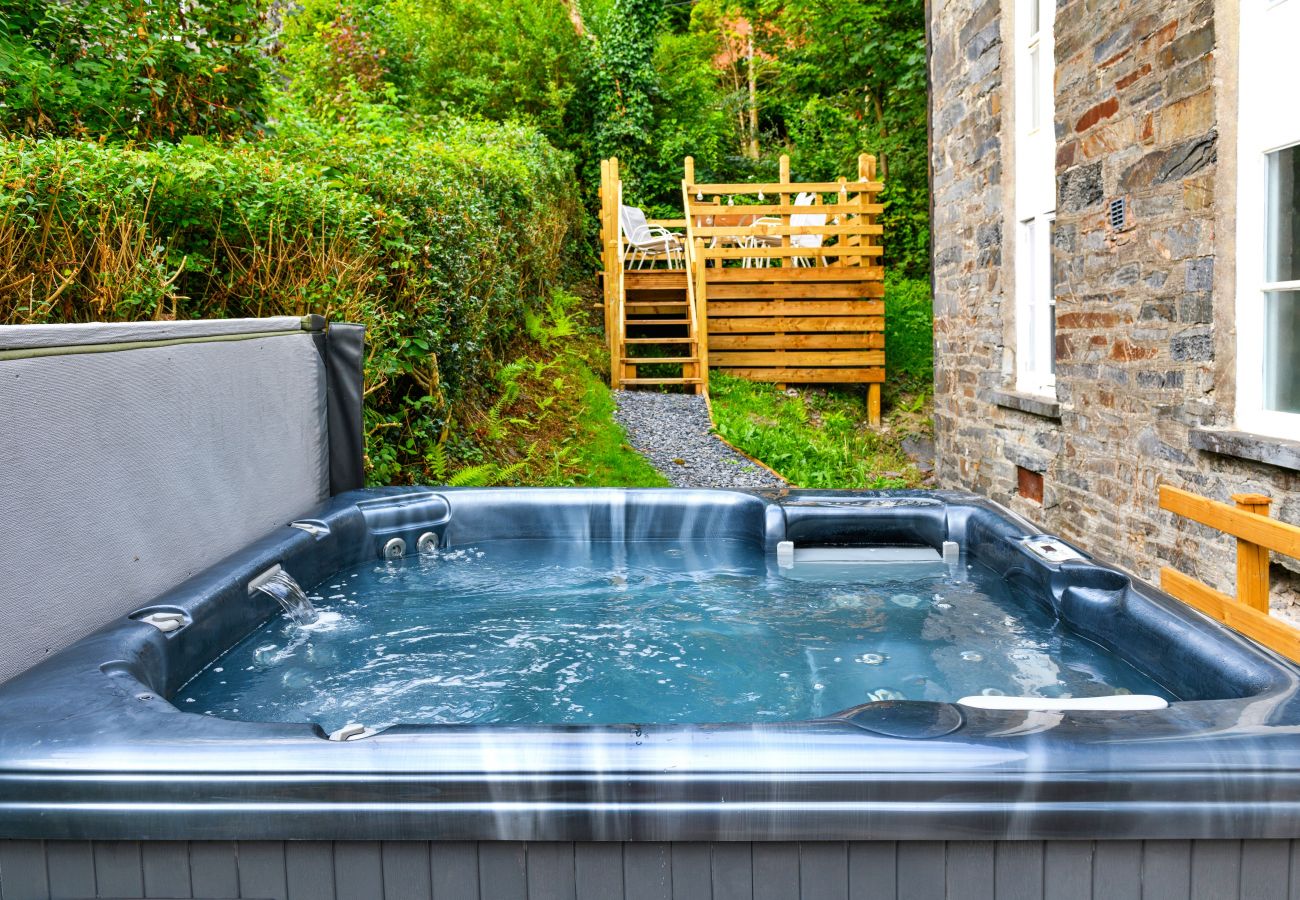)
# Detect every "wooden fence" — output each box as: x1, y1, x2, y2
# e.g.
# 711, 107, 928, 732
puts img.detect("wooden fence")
1159, 484, 1300, 661
681, 155, 886, 424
